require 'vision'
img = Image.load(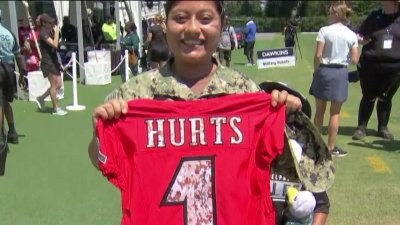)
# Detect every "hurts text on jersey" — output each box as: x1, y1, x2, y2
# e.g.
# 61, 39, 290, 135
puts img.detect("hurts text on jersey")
145, 116, 244, 148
